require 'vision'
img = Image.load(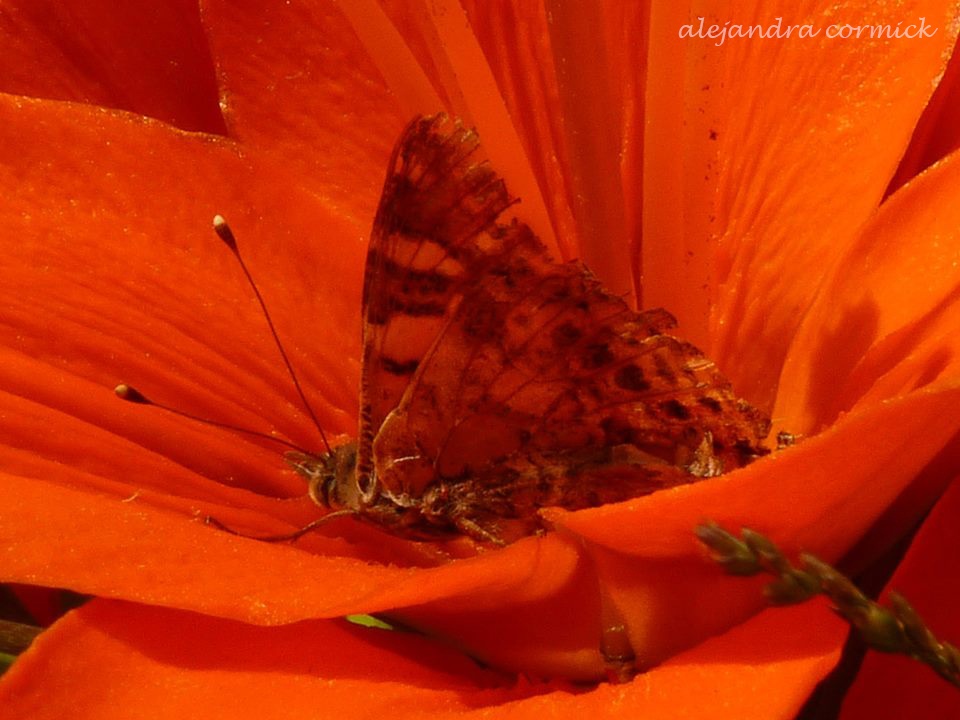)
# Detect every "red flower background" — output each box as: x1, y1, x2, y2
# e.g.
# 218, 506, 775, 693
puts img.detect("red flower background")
0, 1, 960, 717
